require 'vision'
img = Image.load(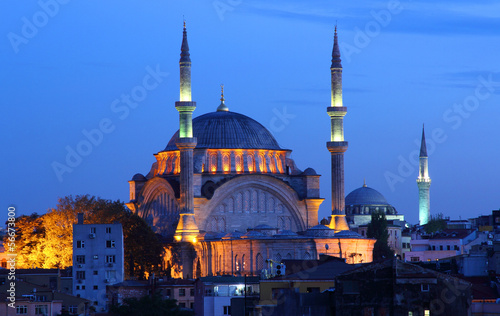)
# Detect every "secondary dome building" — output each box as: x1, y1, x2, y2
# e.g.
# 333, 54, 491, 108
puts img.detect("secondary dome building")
126, 25, 375, 278
345, 182, 404, 228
